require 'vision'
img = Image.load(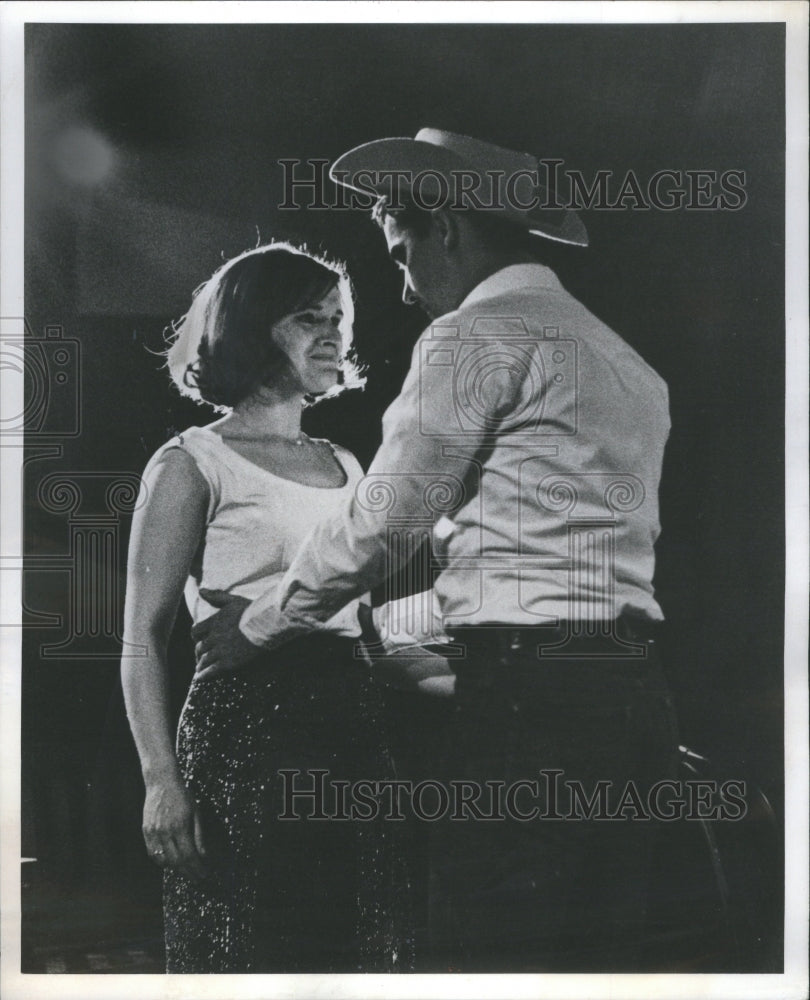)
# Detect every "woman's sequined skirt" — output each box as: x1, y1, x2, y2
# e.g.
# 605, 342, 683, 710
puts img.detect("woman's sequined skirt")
164, 634, 412, 973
